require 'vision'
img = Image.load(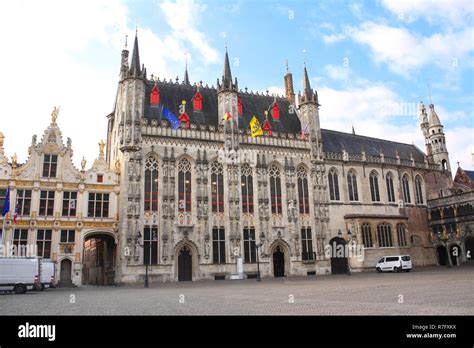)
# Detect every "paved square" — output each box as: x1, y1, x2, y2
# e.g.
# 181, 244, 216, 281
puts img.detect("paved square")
1, 266, 473, 315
